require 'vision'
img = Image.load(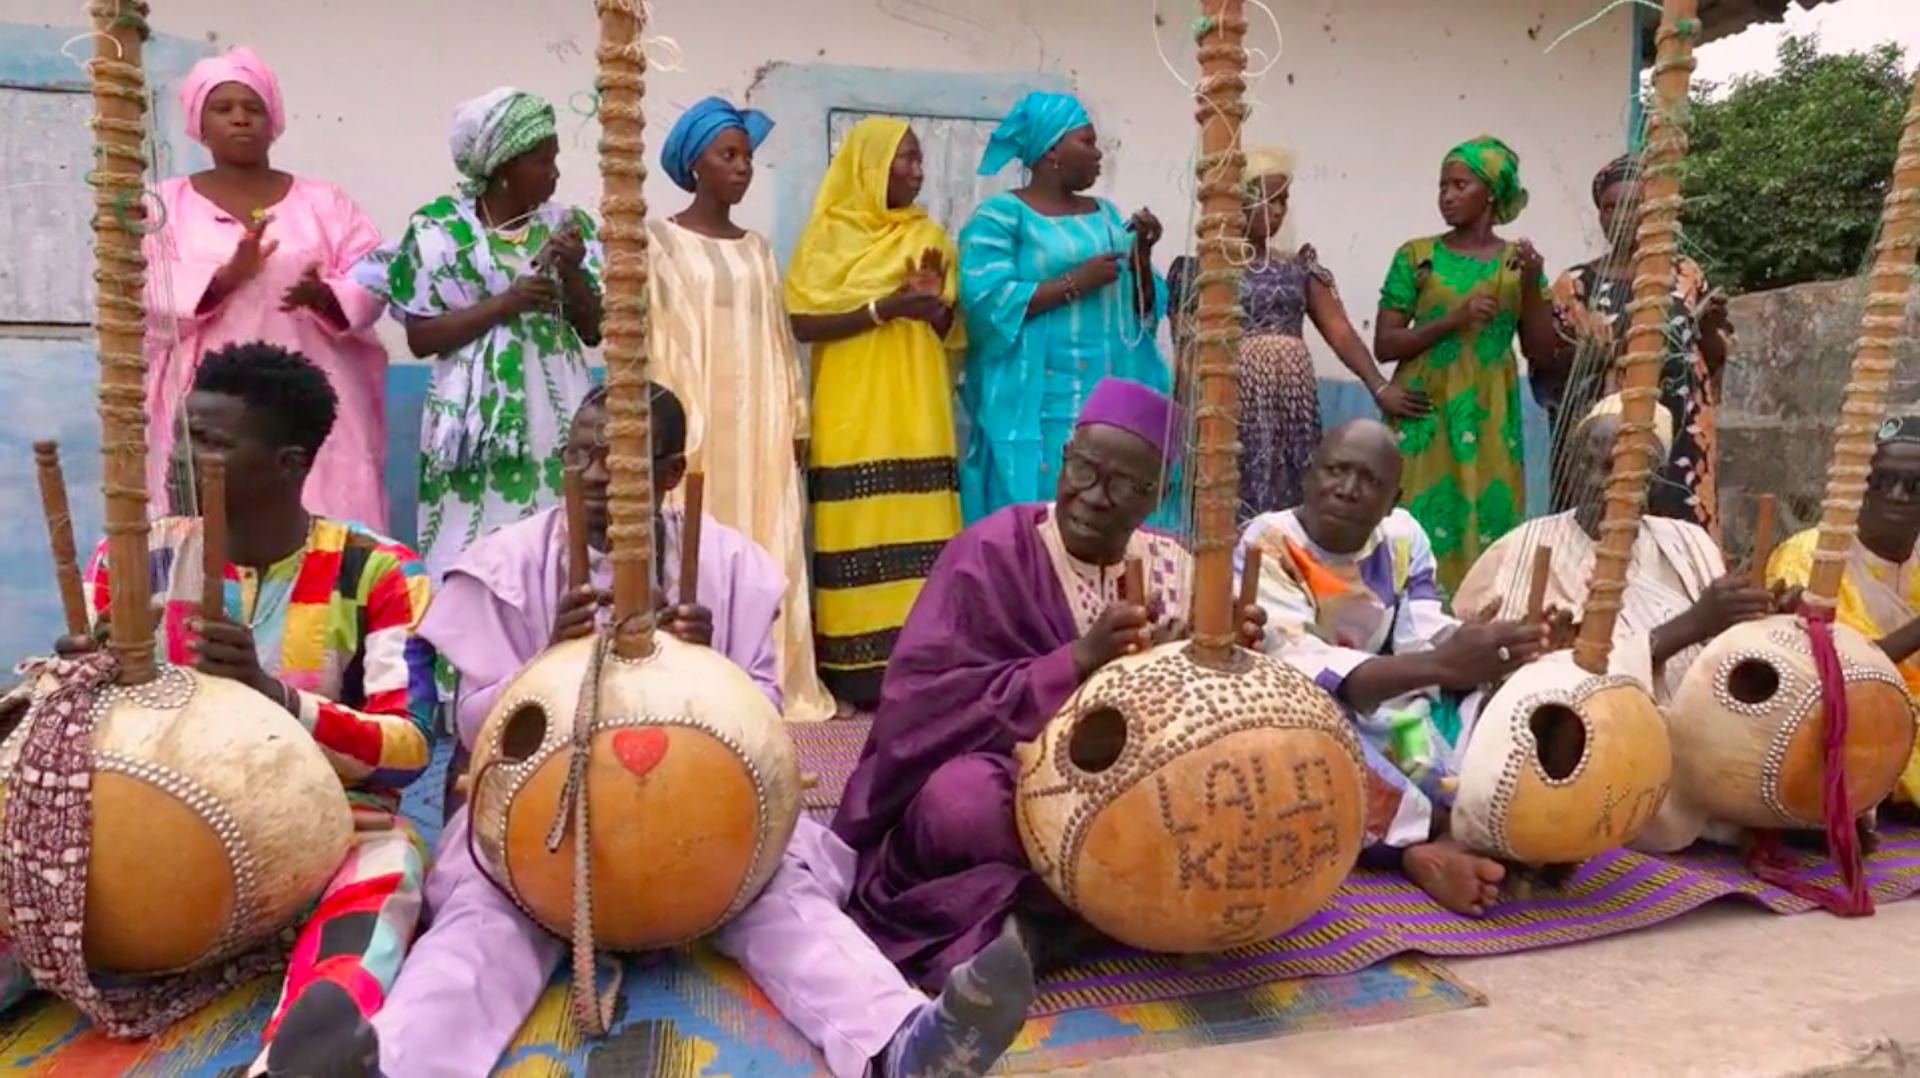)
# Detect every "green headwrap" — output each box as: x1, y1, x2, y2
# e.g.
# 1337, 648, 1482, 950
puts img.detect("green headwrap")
450, 88, 558, 196
1444, 135, 1529, 226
